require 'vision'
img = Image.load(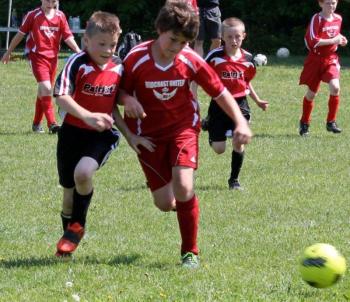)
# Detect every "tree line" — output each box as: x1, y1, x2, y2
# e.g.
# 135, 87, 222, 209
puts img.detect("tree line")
1, 0, 350, 55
